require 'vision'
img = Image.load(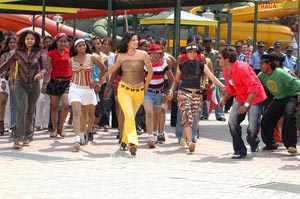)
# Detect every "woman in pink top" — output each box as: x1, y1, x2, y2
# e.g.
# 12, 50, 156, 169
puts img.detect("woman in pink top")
43, 33, 71, 138
69, 38, 107, 152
